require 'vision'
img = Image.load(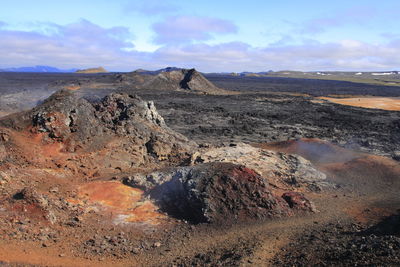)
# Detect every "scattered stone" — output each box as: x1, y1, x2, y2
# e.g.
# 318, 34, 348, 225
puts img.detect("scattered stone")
0, 171, 10, 184
273, 221, 400, 266
49, 187, 59, 193
281, 192, 318, 212
0, 144, 7, 162
13, 188, 48, 208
